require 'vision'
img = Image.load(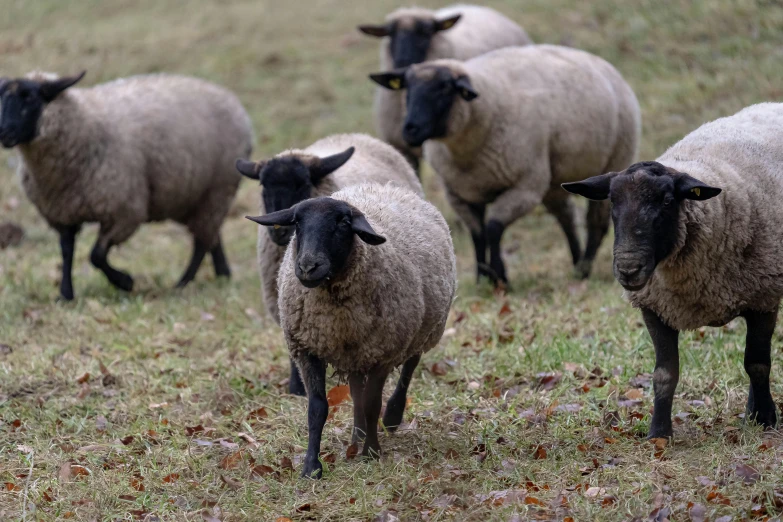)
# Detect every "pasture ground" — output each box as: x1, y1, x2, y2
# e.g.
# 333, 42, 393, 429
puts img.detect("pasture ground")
2, 1, 783, 520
